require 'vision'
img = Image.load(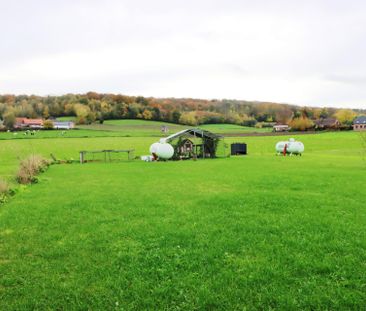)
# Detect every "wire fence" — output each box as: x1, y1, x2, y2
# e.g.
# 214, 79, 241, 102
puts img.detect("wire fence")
79, 149, 135, 163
